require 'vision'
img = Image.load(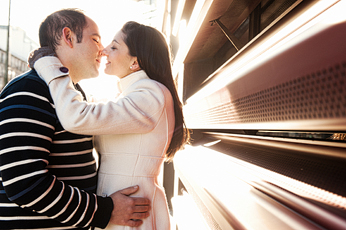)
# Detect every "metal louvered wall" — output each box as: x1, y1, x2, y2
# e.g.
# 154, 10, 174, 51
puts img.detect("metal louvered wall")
165, 0, 346, 229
